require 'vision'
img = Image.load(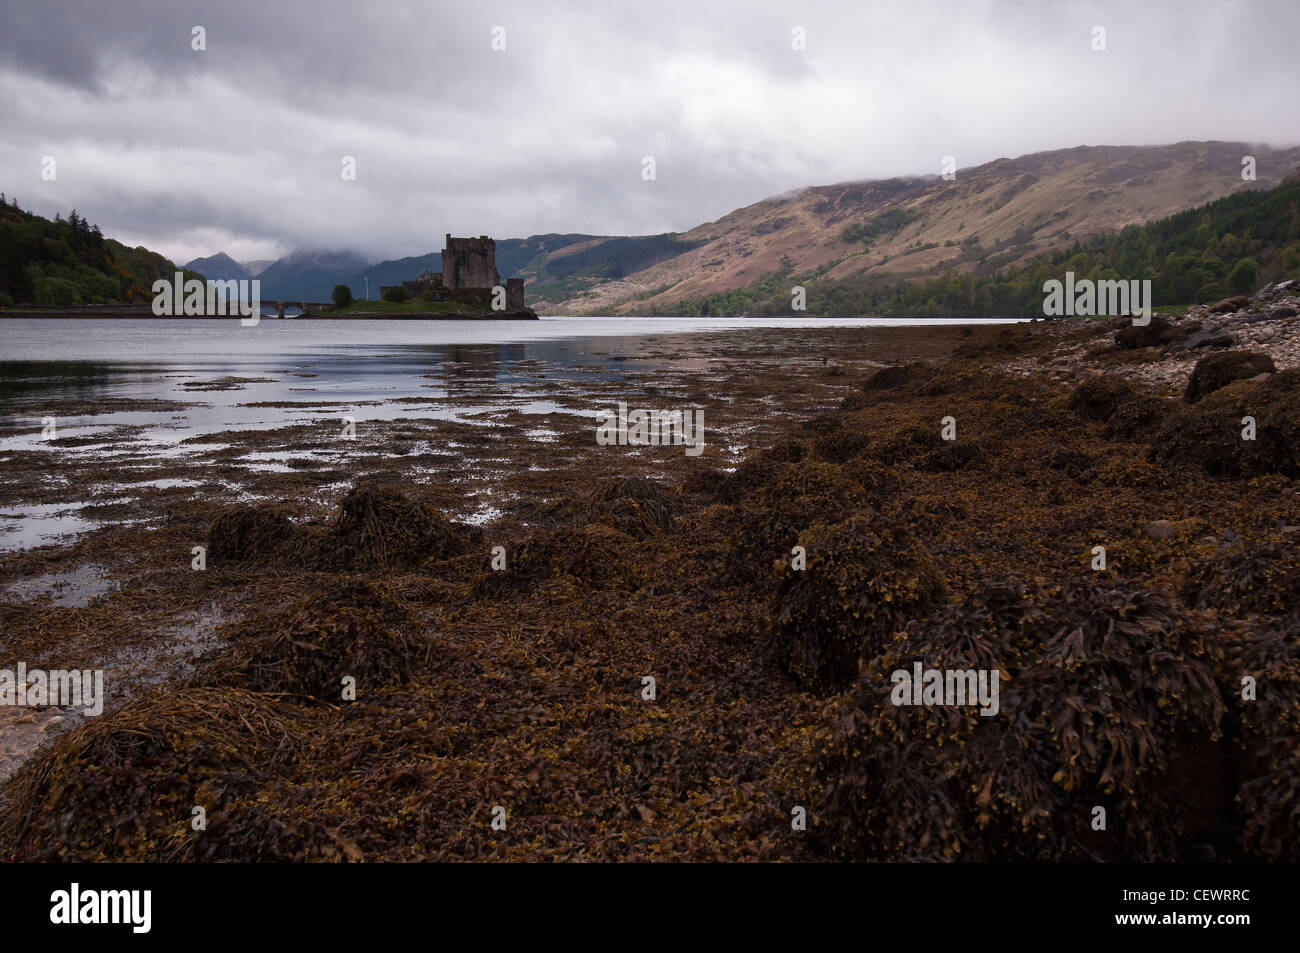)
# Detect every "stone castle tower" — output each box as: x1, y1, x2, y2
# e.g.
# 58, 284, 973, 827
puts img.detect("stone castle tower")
382, 234, 526, 311
442, 234, 500, 290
